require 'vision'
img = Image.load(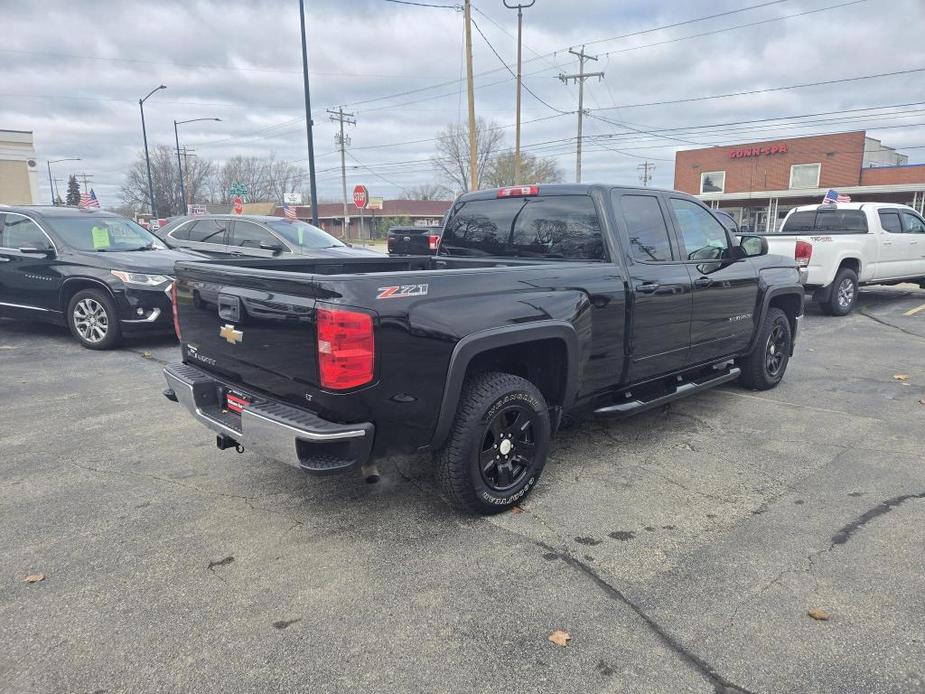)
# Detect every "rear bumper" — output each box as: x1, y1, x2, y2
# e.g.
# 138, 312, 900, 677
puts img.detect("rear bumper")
163, 362, 374, 475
